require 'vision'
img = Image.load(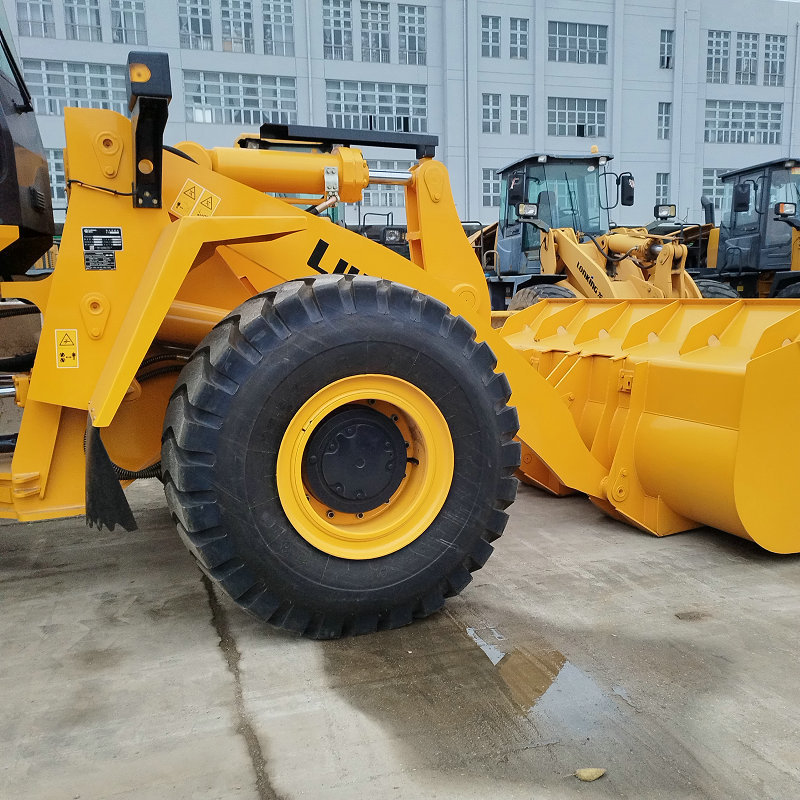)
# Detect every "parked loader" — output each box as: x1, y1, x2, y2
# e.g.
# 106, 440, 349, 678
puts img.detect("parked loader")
2, 46, 800, 639
475, 153, 735, 310
695, 158, 800, 297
